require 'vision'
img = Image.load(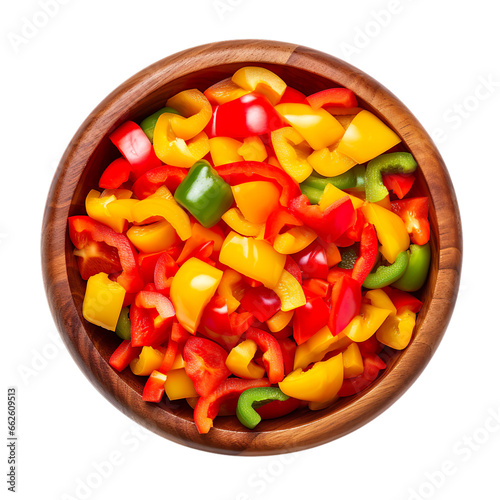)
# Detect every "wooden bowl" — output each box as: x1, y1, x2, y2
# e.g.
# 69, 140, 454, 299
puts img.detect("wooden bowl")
41, 40, 462, 455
